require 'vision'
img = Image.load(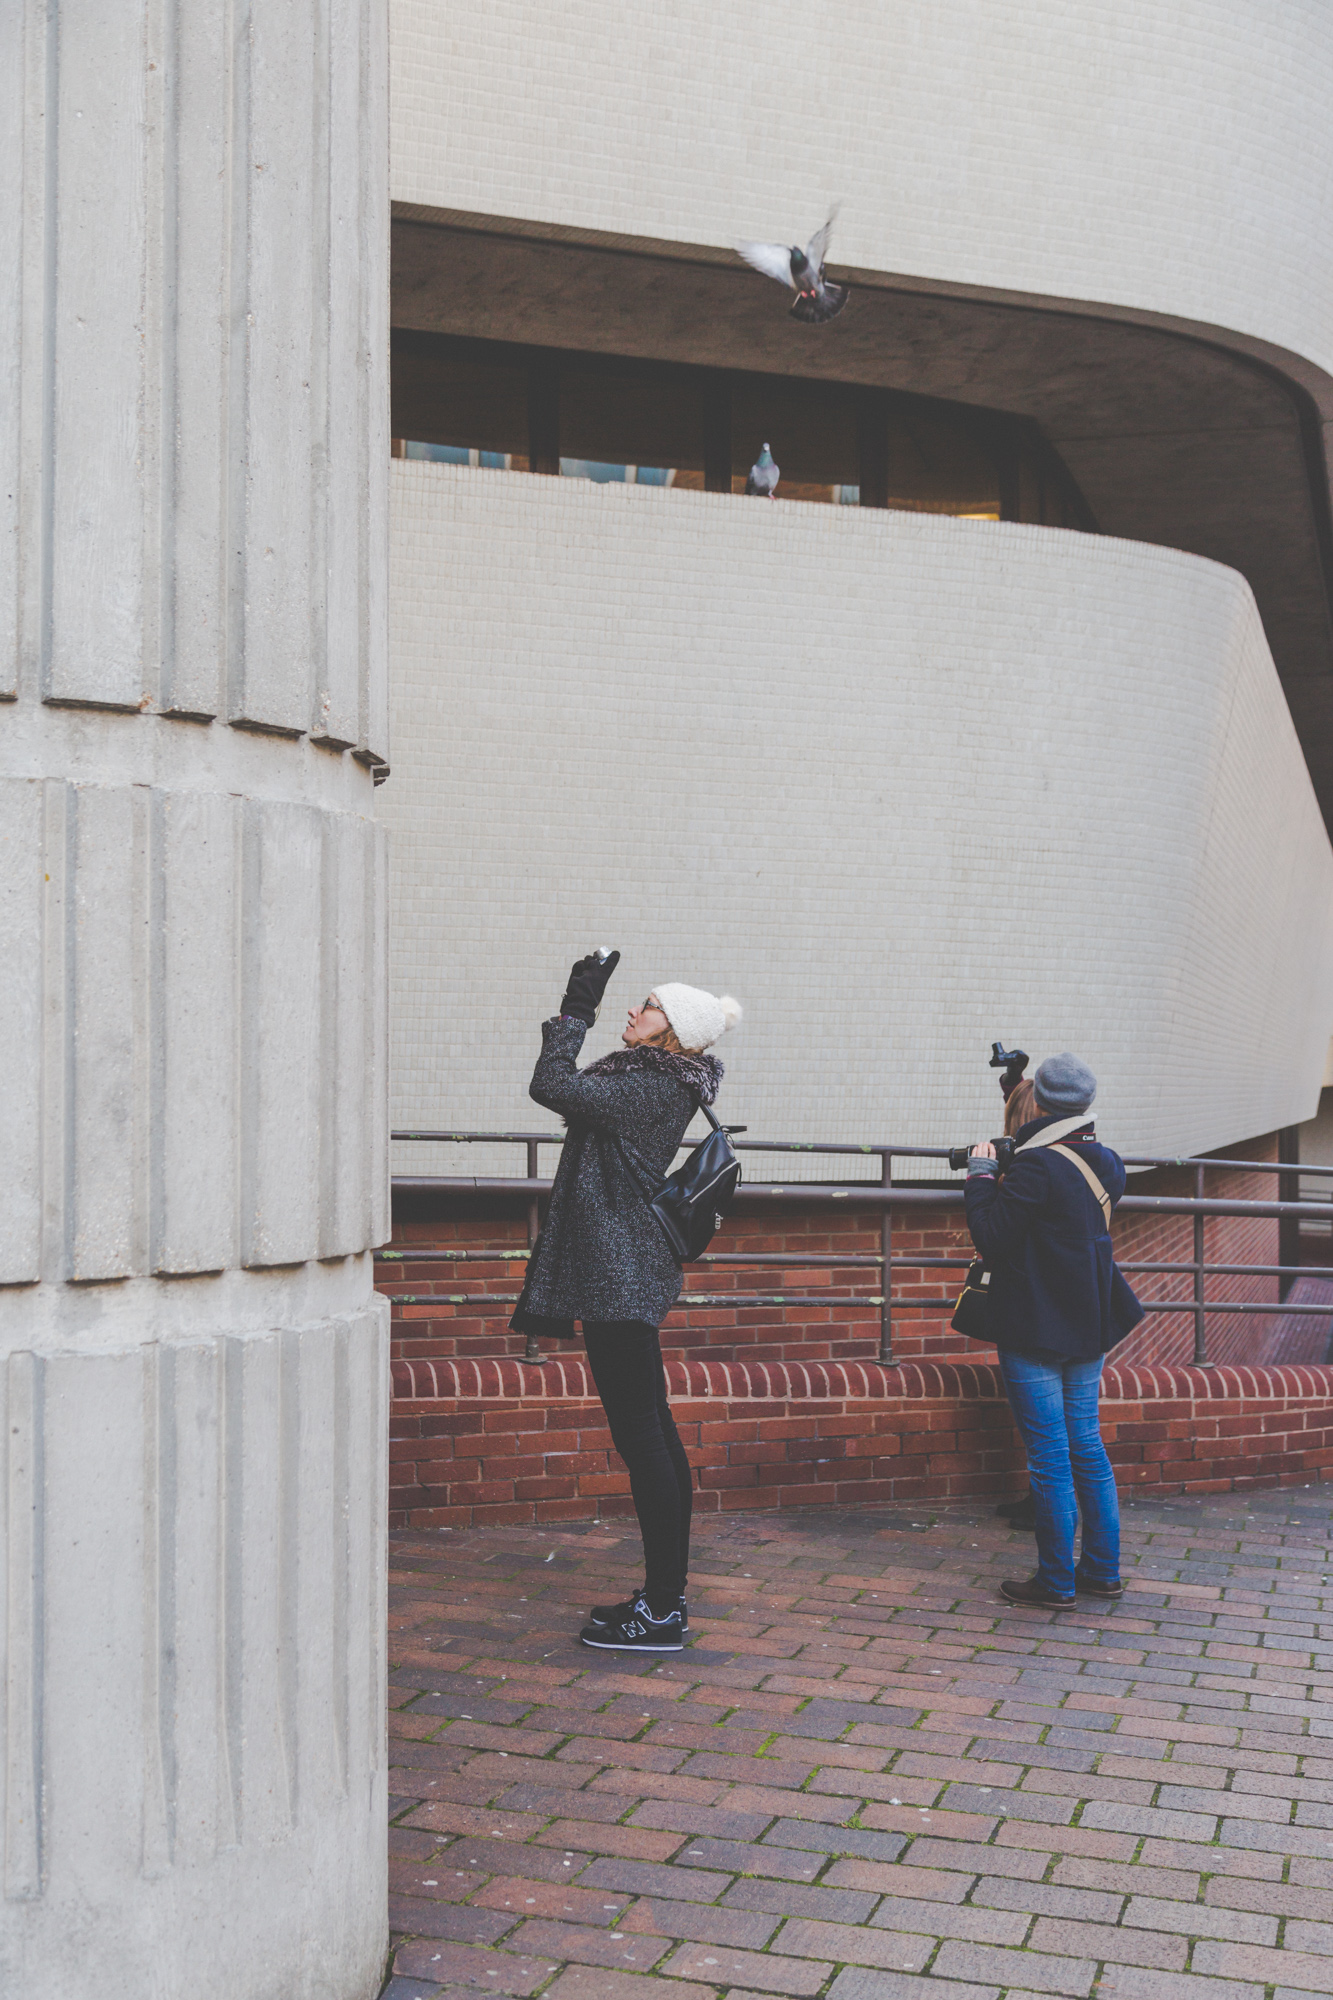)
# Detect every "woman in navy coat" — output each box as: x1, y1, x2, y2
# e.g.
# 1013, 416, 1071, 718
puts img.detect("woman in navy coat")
965, 1052, 1143, 1609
